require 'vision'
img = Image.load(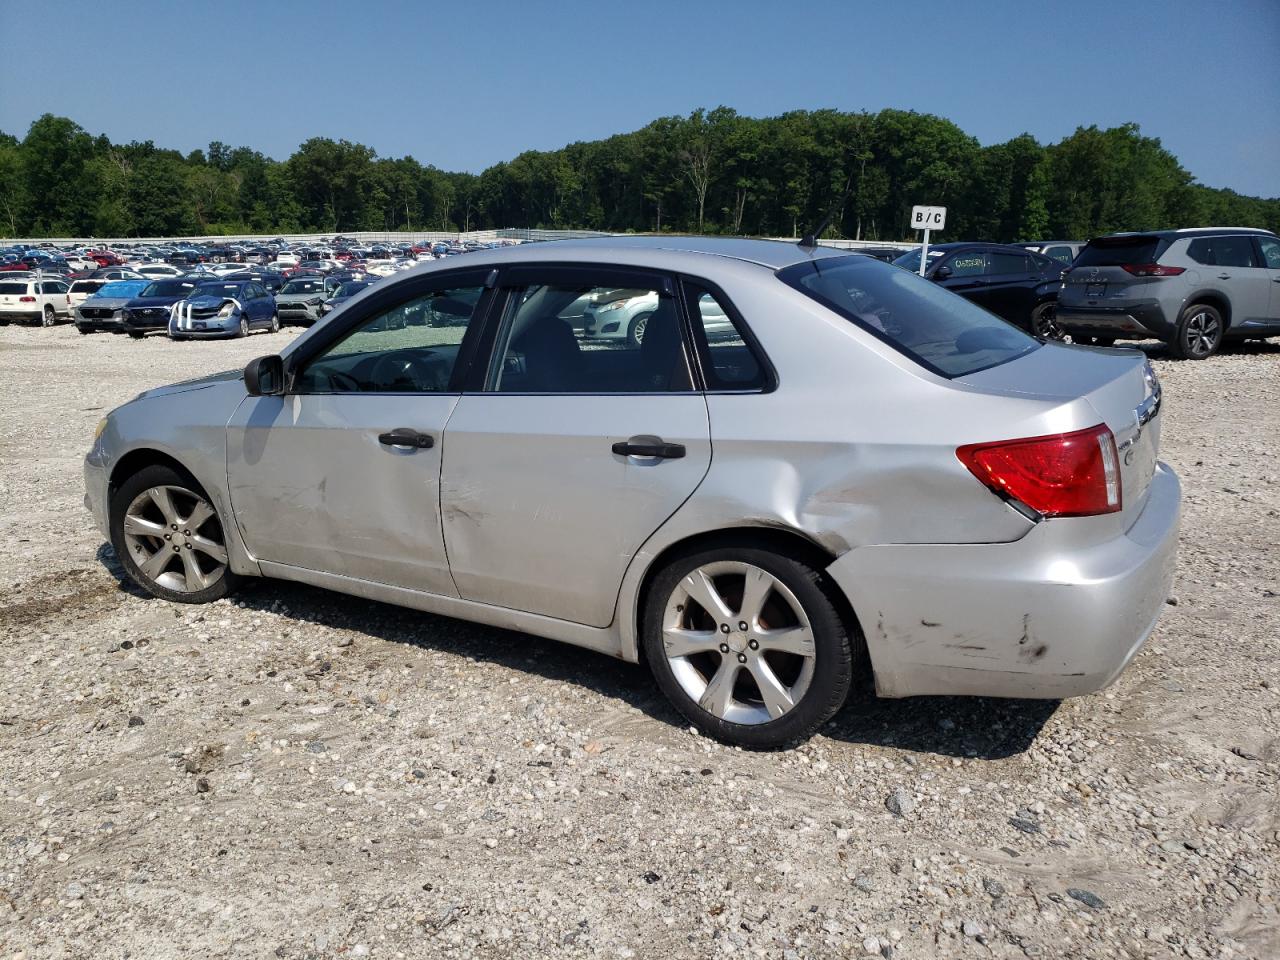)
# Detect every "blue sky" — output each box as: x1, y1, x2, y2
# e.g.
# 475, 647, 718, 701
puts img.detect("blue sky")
2, 0, 1276, 197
